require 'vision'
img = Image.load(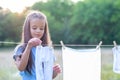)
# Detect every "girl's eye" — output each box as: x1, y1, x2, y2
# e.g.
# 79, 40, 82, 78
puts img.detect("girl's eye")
40, 28, 44, 30
32, 27, 37, 30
